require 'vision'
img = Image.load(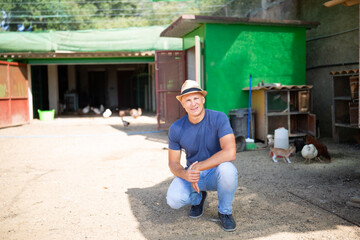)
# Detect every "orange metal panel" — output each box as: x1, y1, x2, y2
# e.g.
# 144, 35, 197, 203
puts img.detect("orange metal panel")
0, 61, 29, 128
10, 99, 29, 126
10, 65, 28, 98
0, 99, 11, 127
0, 60, 27, 67
0, 65, 9, 98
